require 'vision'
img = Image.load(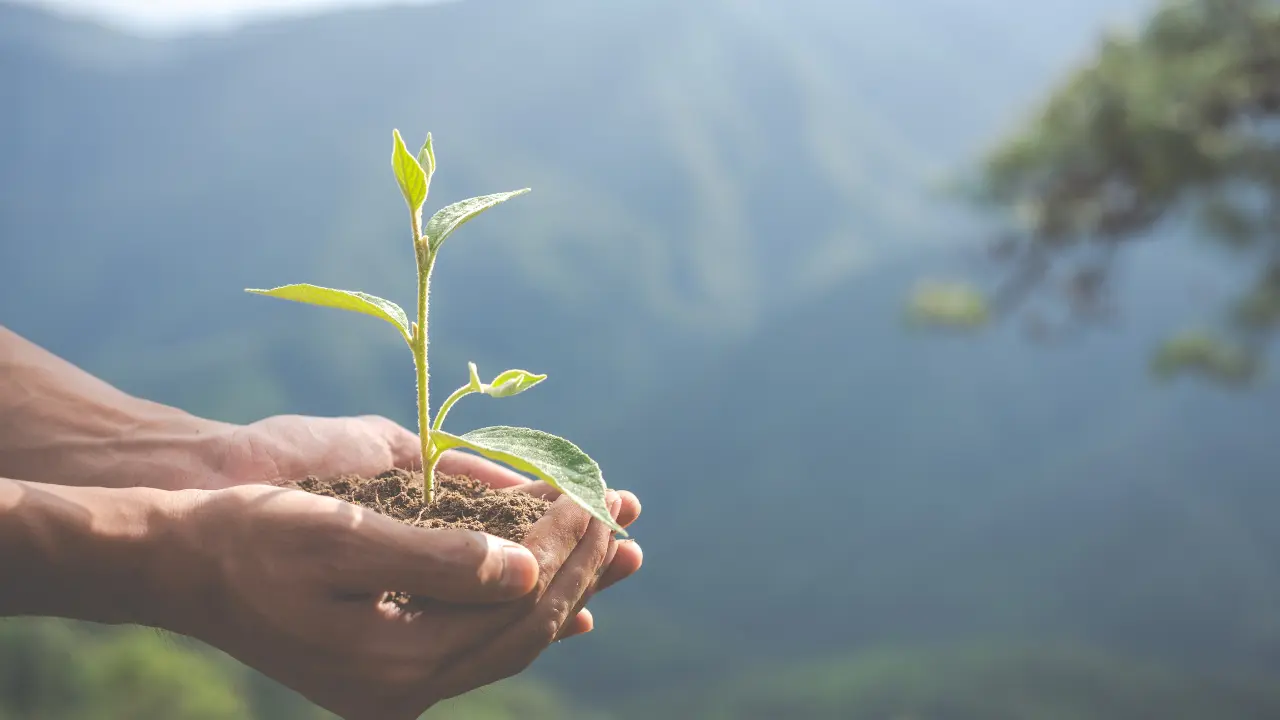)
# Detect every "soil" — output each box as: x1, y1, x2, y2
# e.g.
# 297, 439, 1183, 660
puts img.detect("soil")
290, 468, 550, 543
290, 468, 552, 612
